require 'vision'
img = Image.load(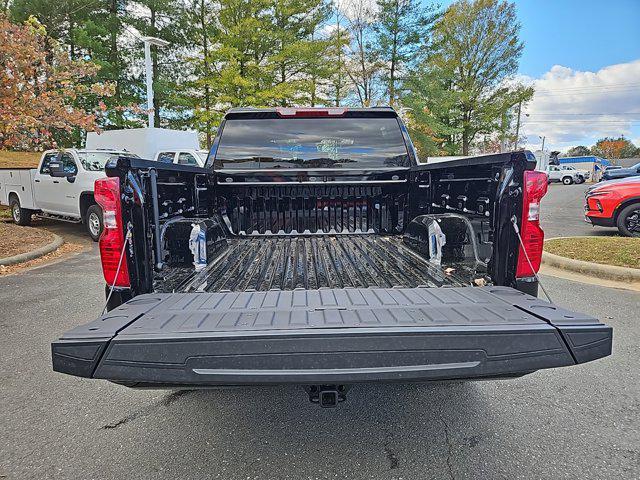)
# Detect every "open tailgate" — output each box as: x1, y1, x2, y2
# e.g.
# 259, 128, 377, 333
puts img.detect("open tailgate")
52, 286, 611, 386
